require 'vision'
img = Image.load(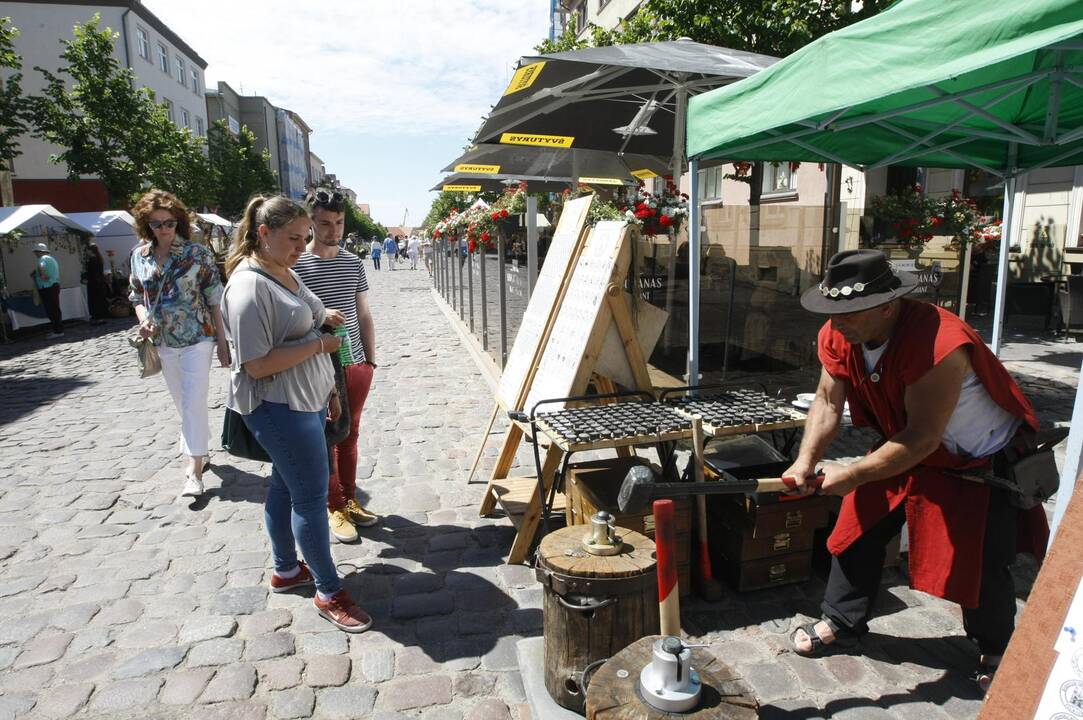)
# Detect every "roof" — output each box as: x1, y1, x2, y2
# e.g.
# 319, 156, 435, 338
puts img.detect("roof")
64, 210, 136, 236
0, 205, 86, 235
196, 213, 234, 228
19, 0, 209, 68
